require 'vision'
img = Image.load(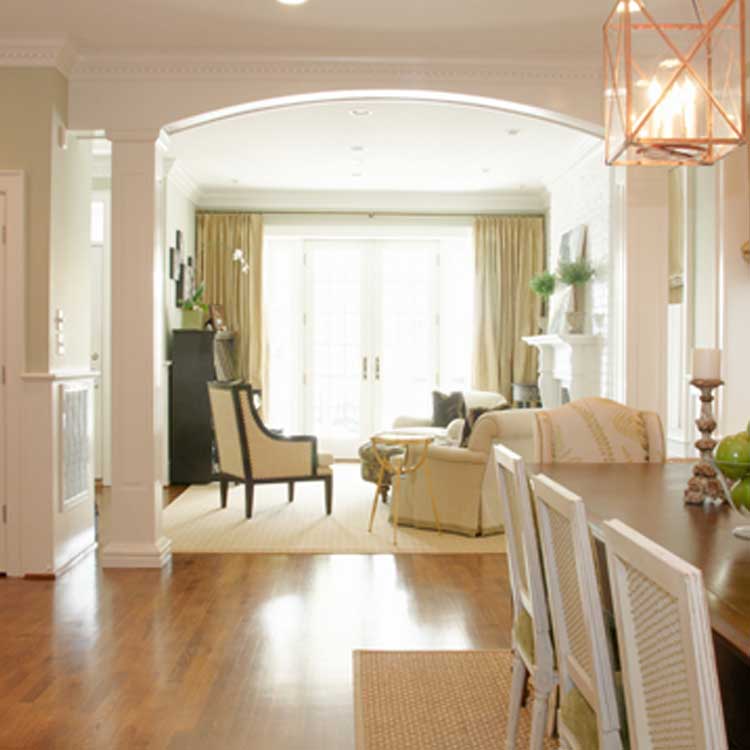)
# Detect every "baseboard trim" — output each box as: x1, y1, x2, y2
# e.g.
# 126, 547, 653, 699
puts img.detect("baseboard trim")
100, 536, 172, 569
24, 573, 56, 581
